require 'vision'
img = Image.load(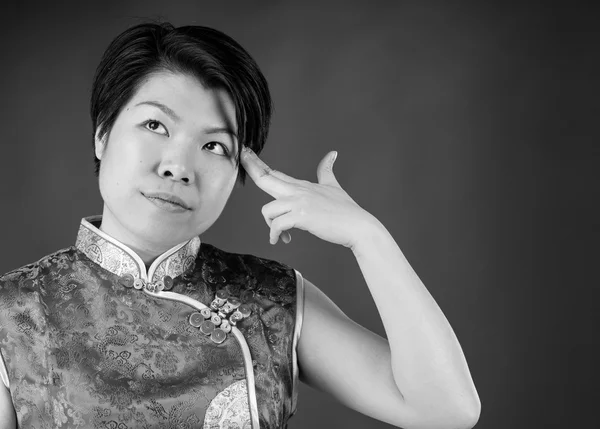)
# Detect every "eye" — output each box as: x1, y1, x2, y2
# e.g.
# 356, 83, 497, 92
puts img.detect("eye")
142, 119, 169, 136
203, 141, 229, 156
